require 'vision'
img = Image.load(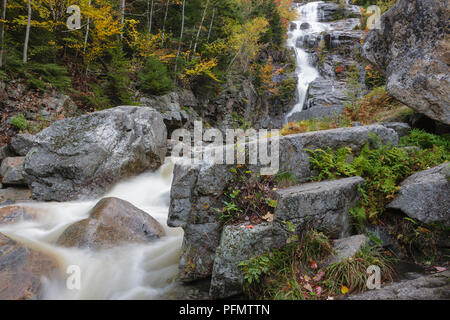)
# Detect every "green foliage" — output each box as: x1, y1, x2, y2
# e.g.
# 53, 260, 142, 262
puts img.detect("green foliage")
10, 114, 27, 130
325, 245, 395, 294
104, 48, 134, 106
138, 57, 173, 96
4, 55, 71, 92
308, 132, 449, 221
274, 171, 299, 188
306, 147, 356, 181
215, 166, 277, 226
240, 228, 394, 299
